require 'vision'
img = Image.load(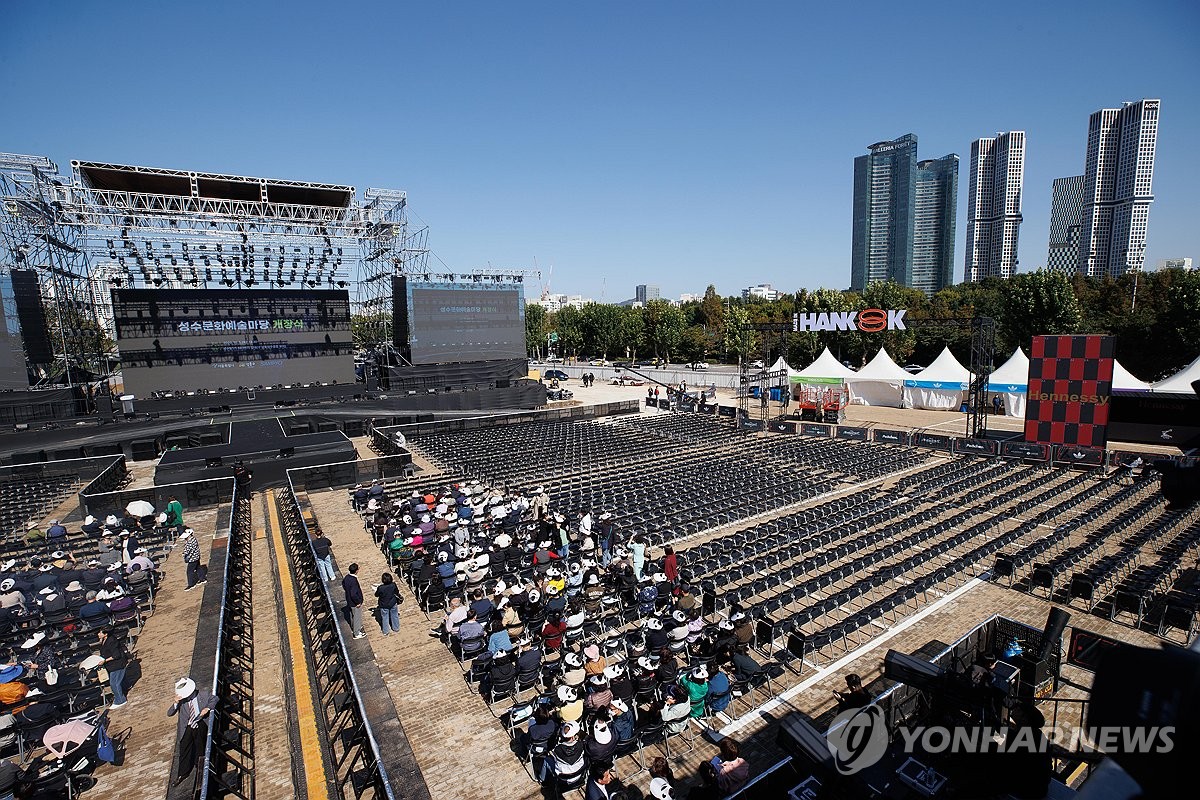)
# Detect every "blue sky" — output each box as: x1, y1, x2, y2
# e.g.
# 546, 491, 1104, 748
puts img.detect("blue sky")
3, 1, 1196, 301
